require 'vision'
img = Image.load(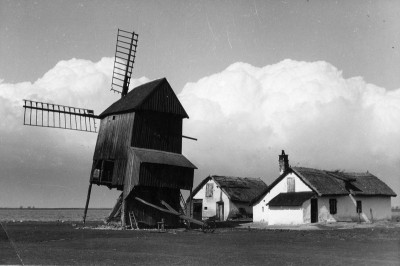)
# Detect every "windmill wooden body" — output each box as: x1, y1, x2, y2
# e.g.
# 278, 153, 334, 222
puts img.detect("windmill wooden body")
90, 78, 196, 226
23, 29, 197, 227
